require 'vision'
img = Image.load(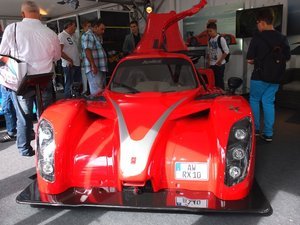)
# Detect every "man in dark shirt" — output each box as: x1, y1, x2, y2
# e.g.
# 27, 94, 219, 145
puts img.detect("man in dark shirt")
122, 21, 141, 56
247, 9, 290, 142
